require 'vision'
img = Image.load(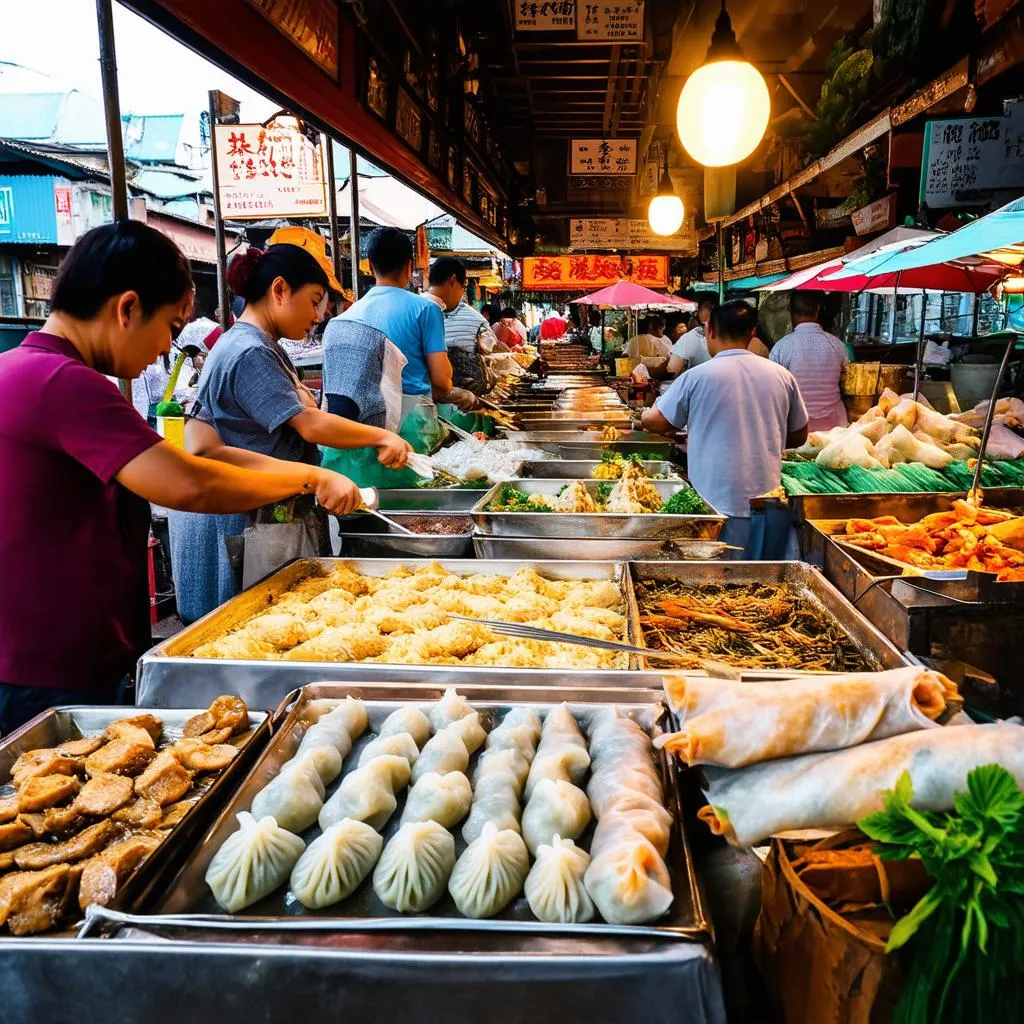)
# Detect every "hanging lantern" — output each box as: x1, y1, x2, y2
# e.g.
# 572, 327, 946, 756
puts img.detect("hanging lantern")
676, 0, 770, 168
647, 154, 684, 236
